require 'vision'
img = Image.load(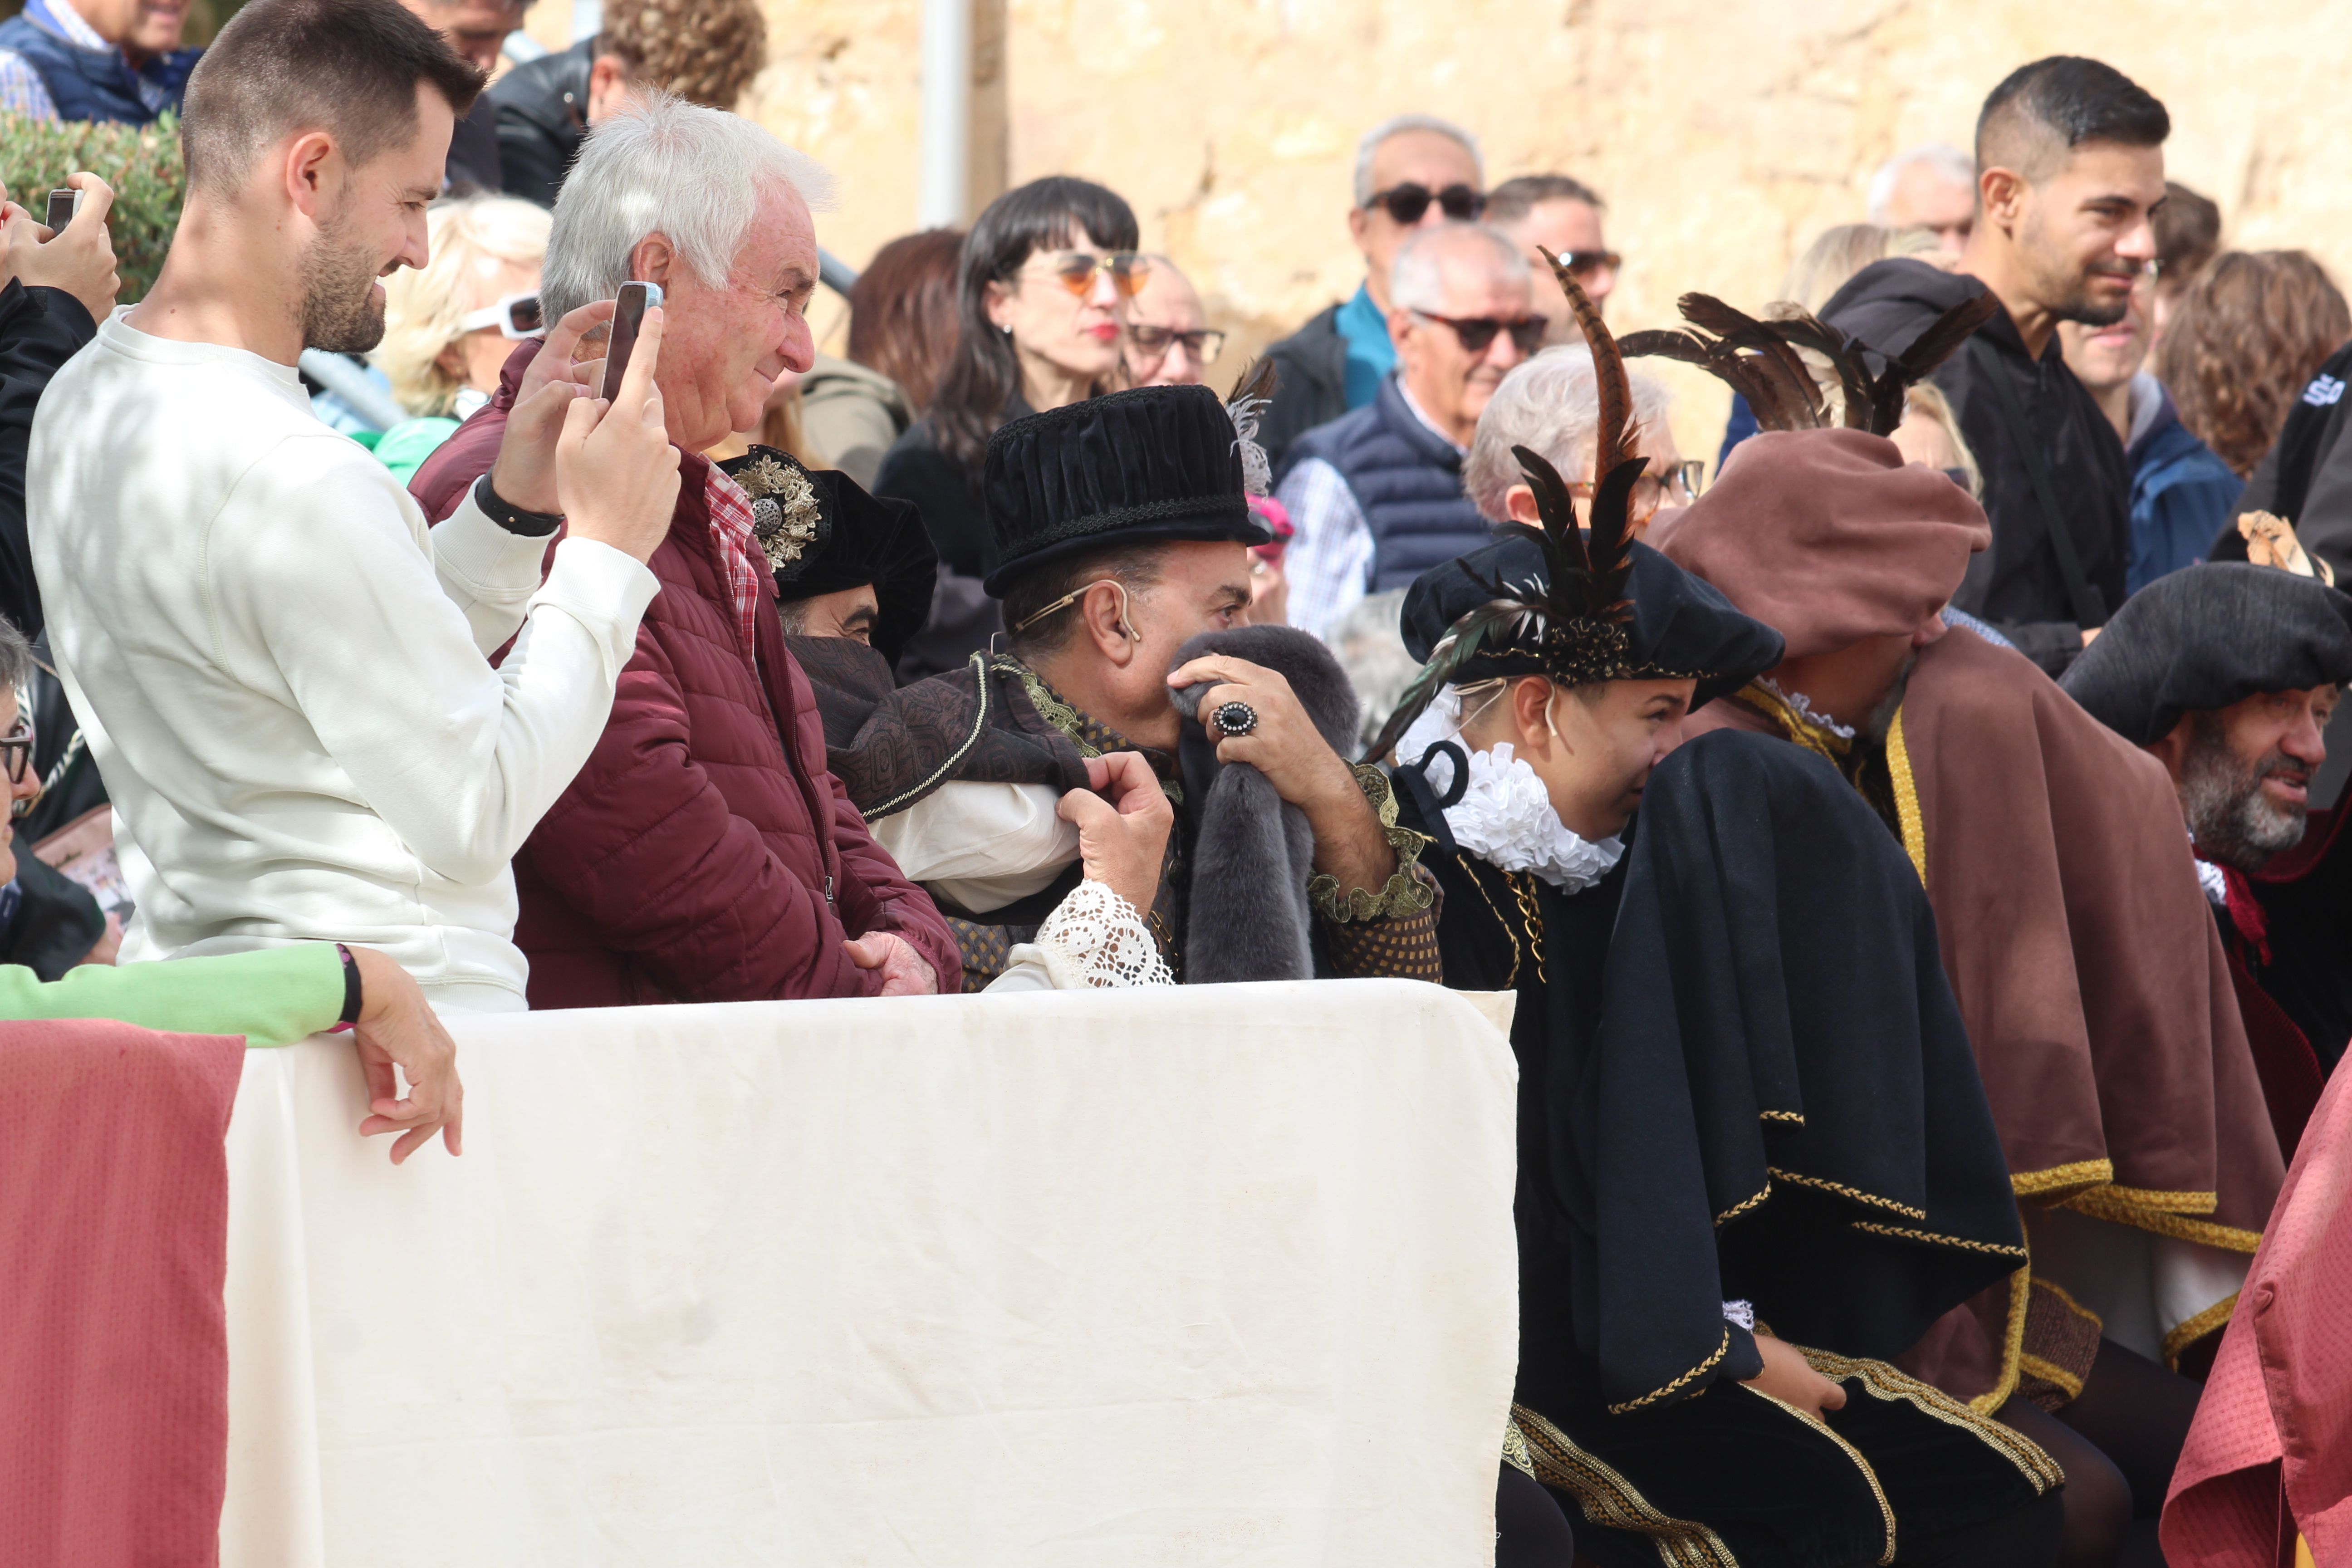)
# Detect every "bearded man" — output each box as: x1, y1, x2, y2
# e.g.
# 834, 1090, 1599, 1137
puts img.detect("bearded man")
1823, 57, 2168, 674
2063, 562, 2352, 1153
29, 0, 680, 1013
